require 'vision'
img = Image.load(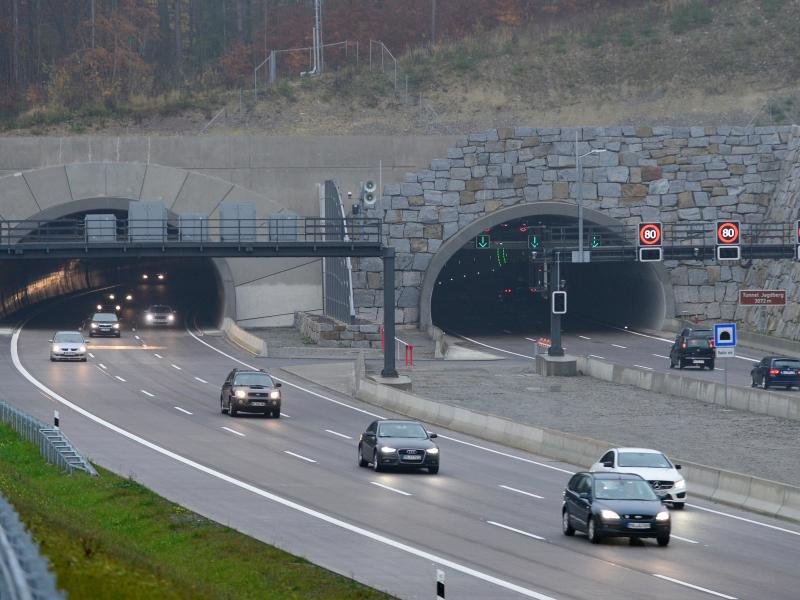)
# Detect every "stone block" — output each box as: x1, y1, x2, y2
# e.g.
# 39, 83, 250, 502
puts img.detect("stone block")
400, 182, 424, 196
607, 166, 629, 182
